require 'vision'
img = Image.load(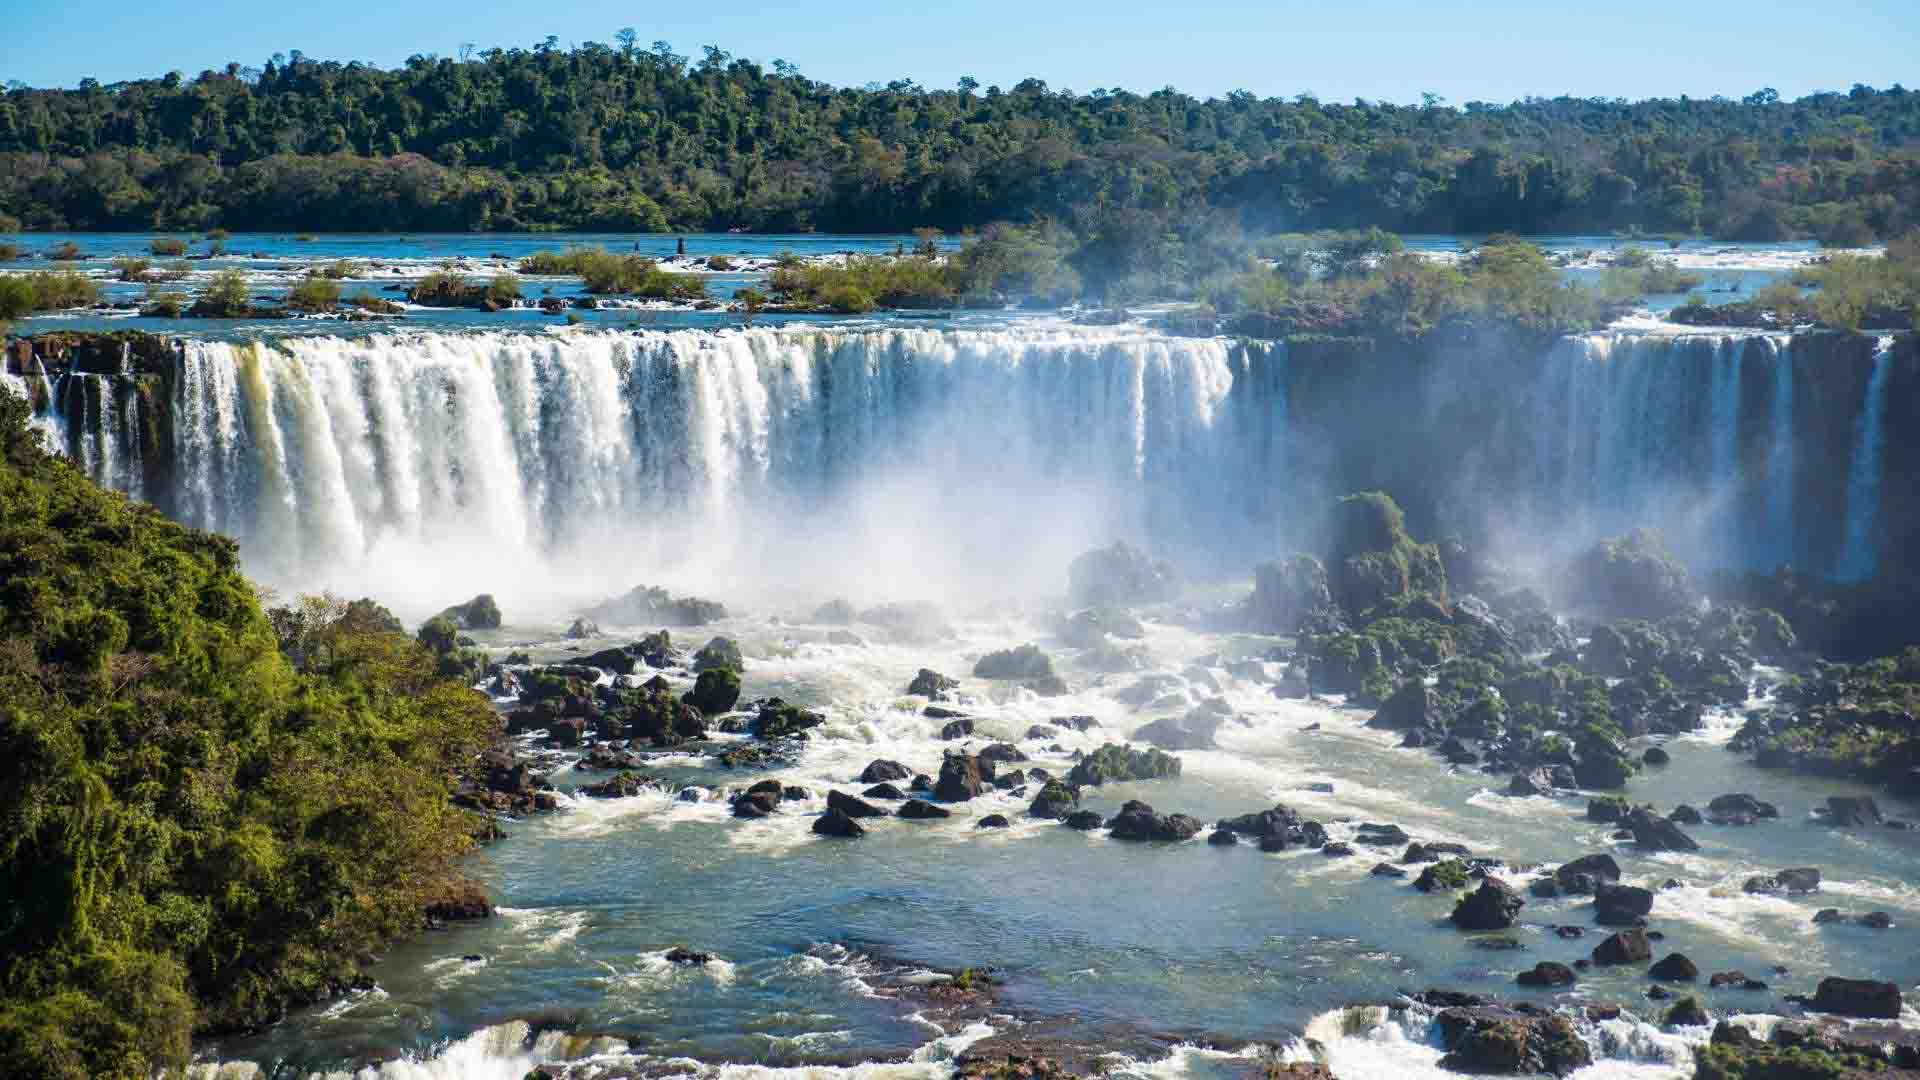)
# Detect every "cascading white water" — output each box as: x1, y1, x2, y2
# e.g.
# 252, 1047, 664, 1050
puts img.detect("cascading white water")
1764, 337, 1797, 568
1838, 336, 1896, 582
